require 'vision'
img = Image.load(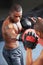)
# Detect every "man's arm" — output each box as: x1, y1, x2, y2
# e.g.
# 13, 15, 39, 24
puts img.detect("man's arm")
4, 23, 18, 39
26, 48, 33, 65
32, 50, 43, 65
